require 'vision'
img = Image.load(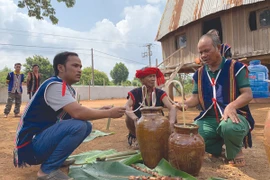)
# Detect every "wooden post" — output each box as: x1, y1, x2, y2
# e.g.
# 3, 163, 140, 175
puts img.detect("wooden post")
168, 83, 174, 101
91, 48, 95, 86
